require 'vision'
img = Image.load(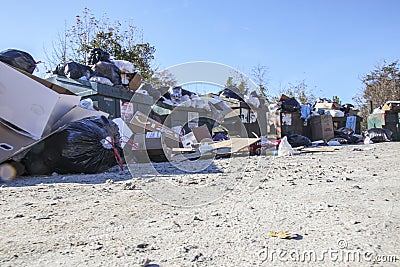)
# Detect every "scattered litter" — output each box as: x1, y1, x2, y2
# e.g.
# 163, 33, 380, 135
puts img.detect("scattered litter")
123, 182, 136, 190
327, 140, 341, 146
353, 146, 375, 151
268, 231, 301, 240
